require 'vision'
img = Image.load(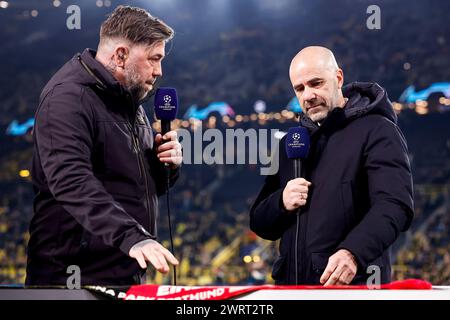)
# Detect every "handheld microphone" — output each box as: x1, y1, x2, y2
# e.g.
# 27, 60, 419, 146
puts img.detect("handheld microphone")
285, 126, 310, 178
154, 87, 178, 136
285, 126, 310, 285
154, 87, 179, 286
